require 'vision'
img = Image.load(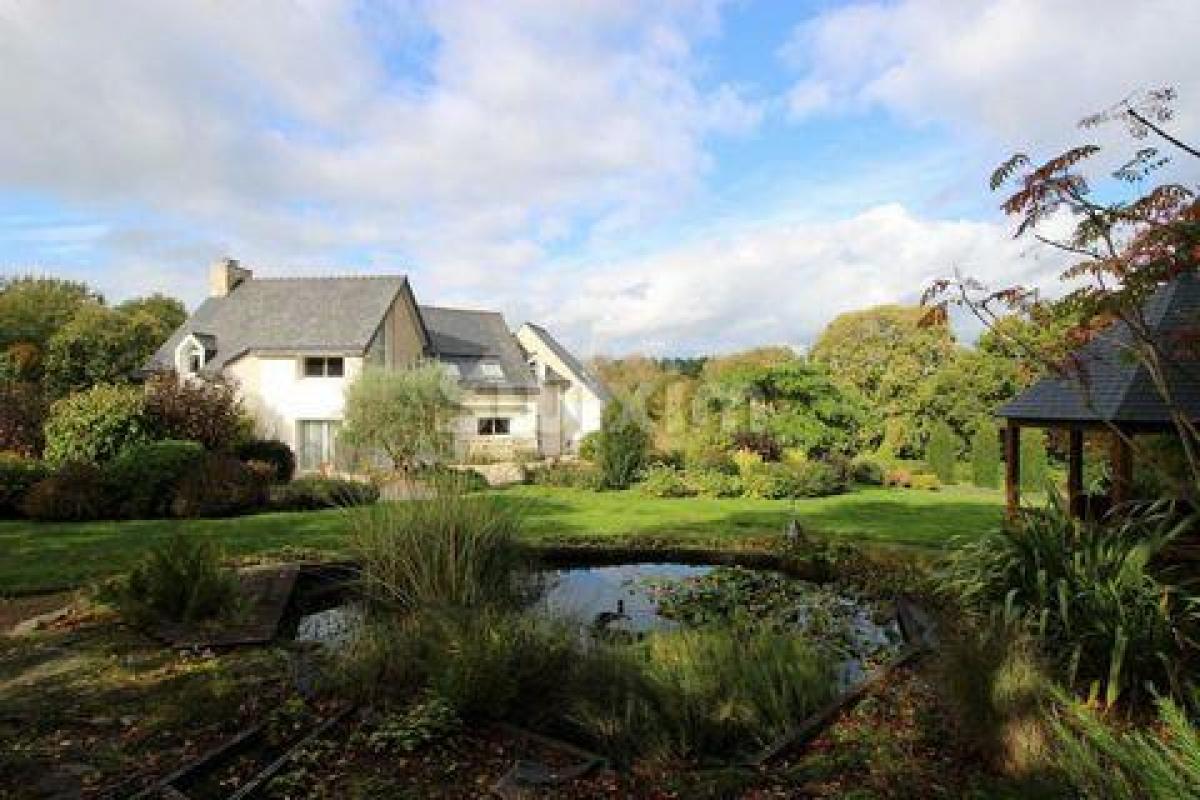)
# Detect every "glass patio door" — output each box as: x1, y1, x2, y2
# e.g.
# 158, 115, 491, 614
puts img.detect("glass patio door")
298, 420, 341, 472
